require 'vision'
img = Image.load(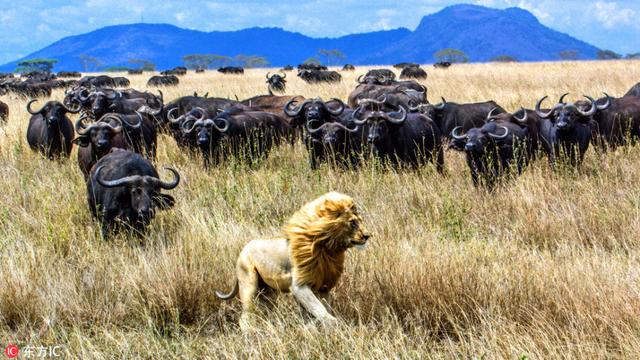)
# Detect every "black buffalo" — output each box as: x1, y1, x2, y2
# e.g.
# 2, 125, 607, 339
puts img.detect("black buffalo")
353, 105, 444, 171
74, 115, 127, 178
180, 108, 290, 167
535, 94, 598, 166
161, 67, 187, 76
433, 62, 452, 69
147, 75, 179, 87
399, 65, 427, 80
0, 100, 7, 123
297, 63, 327, 71
304, 109, 364, 169
450, 108, 534, 188
128, 69, 143, 75
297, 70, 341, 83
359, 69, 396, 85
281, 98, 357, 168
624, 82, 640, 97
79, 75, 116, 88
348, 81, 427, 109
218, 66, 244, 74
87, 149, 179, 238
281, 65, 294, 71
57, 71, 82, 78
163, 95, 239, 137
585, 94, 640, 150
26, 99, 80, 159
342, 64, 356, 71
266, 72, 287, 95
393, 62, 419, 69
410, 98, 506, 139
113, 77, 130, 87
